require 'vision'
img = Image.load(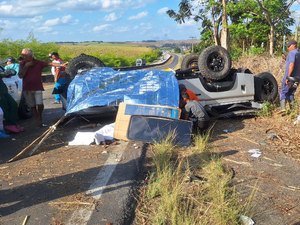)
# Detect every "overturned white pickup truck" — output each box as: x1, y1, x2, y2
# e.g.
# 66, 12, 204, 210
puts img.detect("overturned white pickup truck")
175, 46, 278, 117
